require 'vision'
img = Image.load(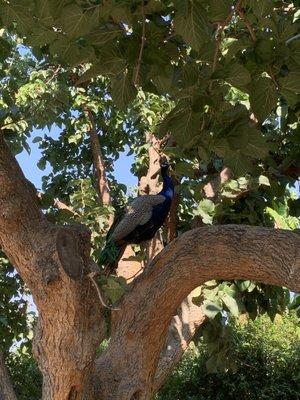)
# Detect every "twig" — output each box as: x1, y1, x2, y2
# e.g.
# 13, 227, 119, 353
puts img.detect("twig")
208, 4, 238, 92
88, 272, 120, 310
54, 199, 81, 217
46, 66, 61, 84
126, 267, 144, 281
236, 2, 257, 43
134, 0, 146, 87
